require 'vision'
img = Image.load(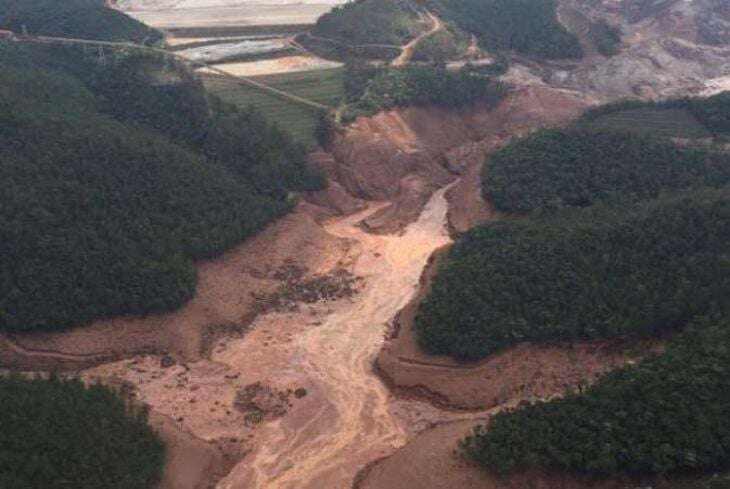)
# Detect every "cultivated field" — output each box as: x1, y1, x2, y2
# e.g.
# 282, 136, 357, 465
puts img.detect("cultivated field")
587, 107, 712, 138
203, 67, 344, 146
